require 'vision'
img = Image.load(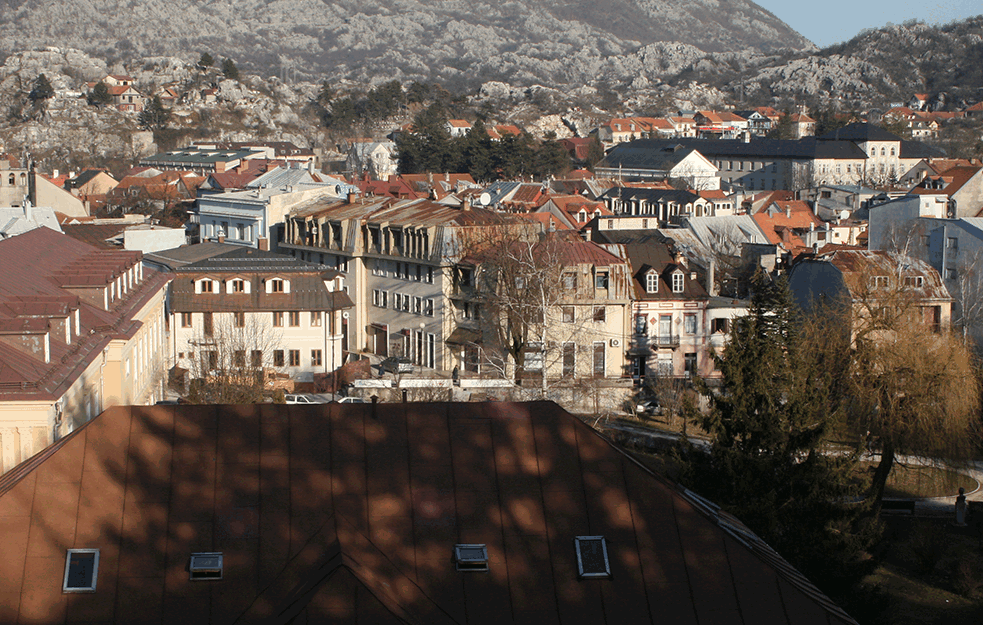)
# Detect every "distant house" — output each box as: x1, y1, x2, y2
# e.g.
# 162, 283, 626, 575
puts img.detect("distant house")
445, 119, 472, 137
346, 140, 397, 179
87, 75, 145, 112
789, 113, 816, 138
